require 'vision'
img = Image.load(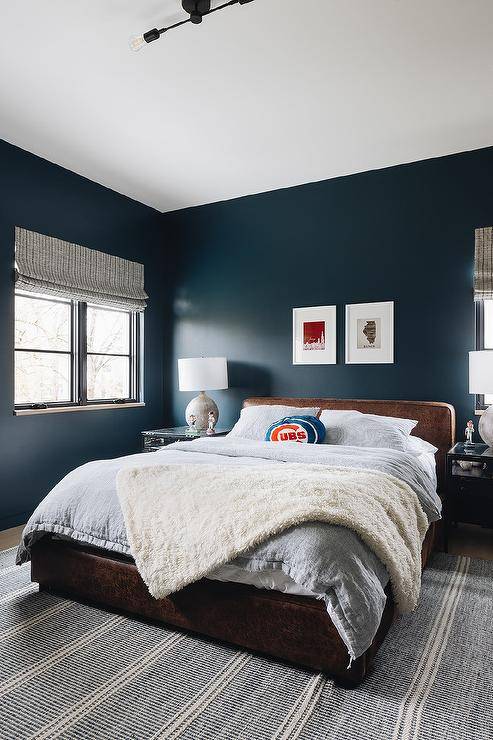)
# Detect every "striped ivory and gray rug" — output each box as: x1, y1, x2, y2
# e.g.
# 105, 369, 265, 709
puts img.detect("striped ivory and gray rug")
1, 548, 492, 740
